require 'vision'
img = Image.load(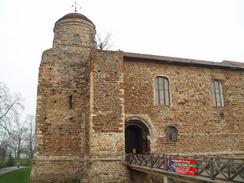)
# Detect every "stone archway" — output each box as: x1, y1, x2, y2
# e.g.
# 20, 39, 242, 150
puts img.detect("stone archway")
125, 120, 150, 154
